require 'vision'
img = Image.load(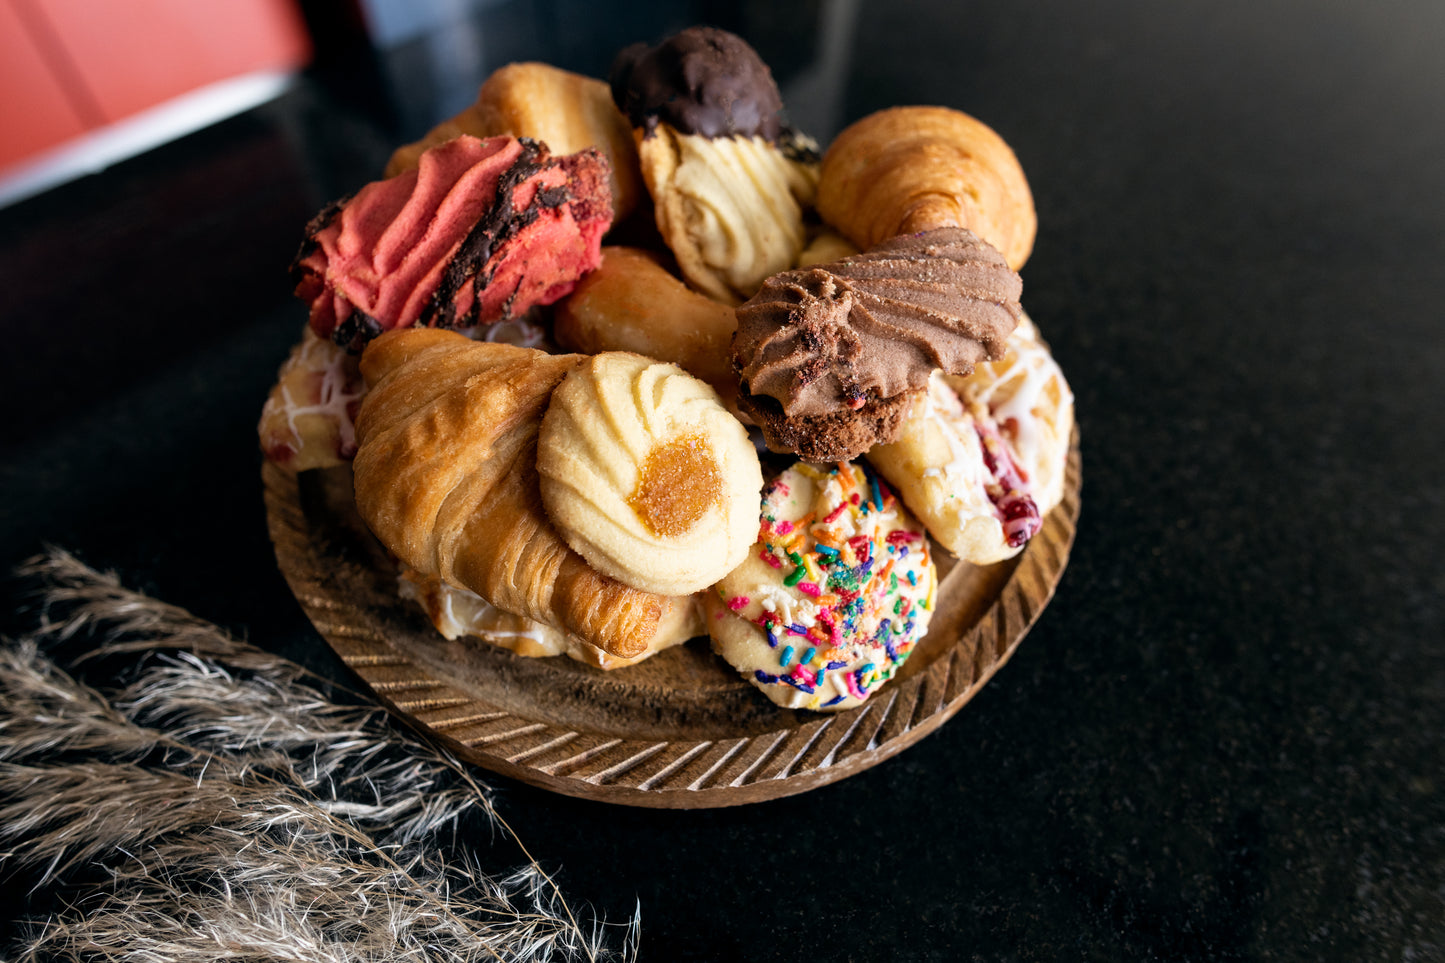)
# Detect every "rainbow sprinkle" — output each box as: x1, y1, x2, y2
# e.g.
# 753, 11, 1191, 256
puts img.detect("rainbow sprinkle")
721, 461, 935, 709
